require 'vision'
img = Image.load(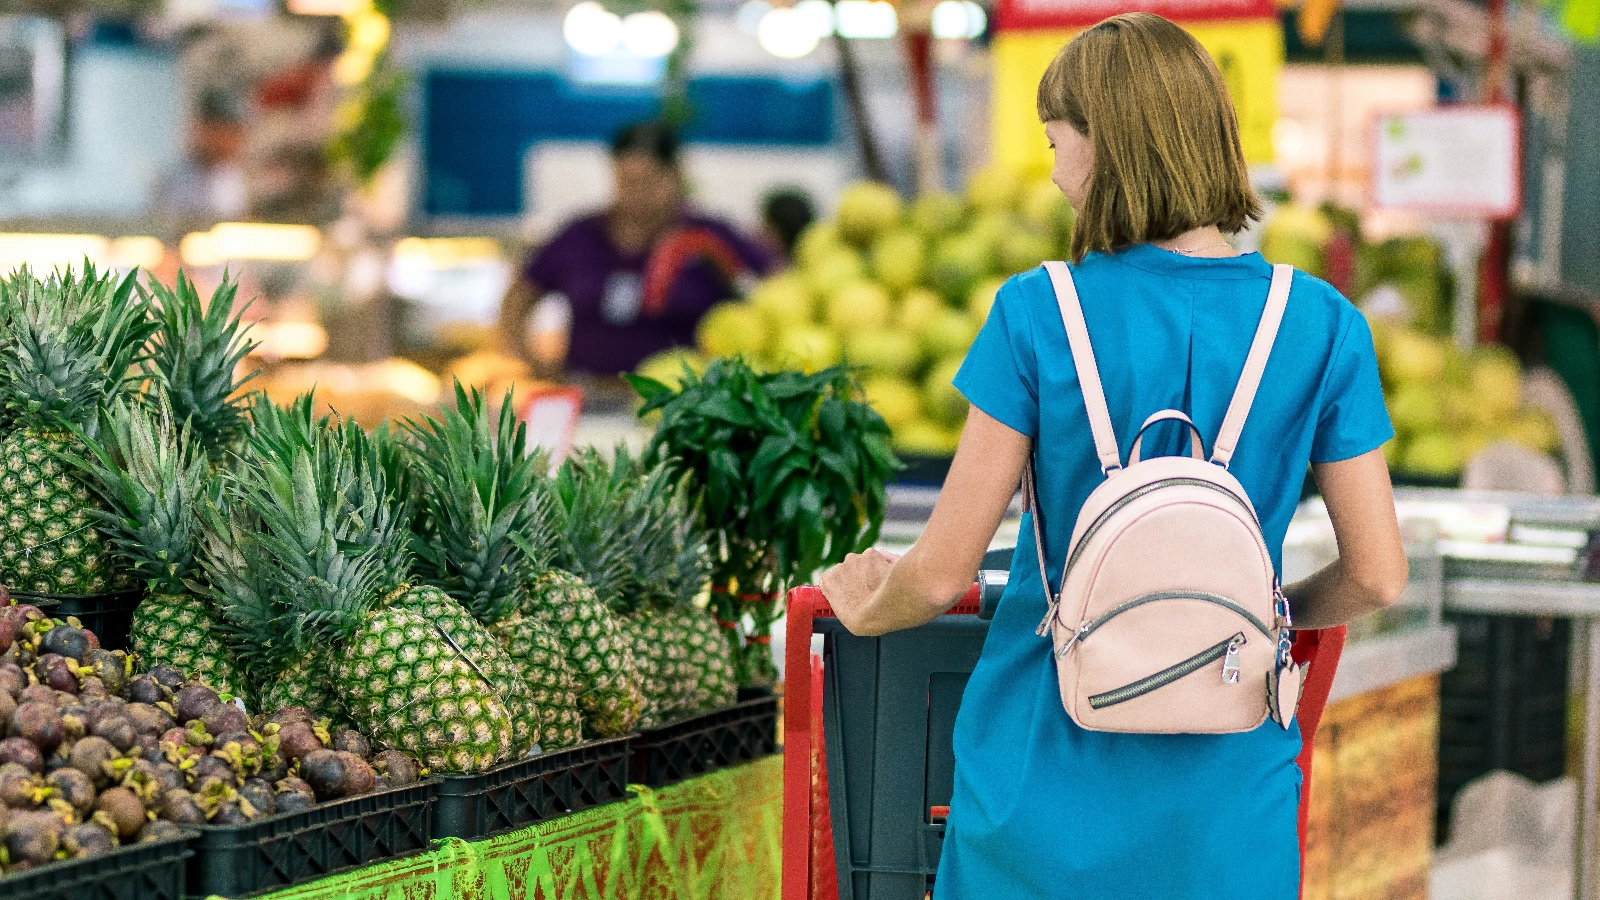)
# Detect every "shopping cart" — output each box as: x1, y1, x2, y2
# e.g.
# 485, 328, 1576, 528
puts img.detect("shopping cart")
782, 574, 1347, 900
